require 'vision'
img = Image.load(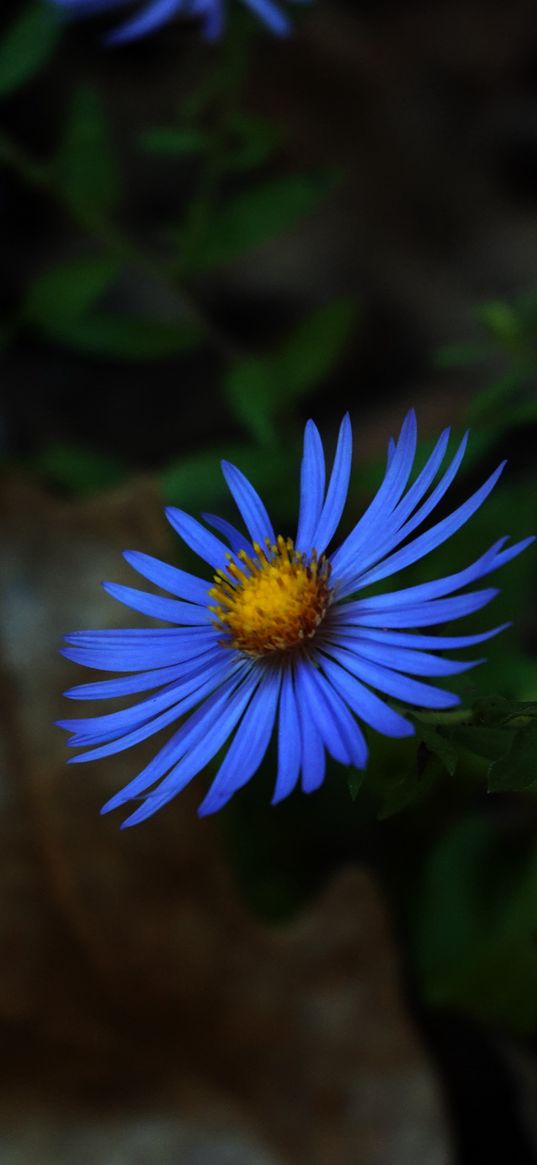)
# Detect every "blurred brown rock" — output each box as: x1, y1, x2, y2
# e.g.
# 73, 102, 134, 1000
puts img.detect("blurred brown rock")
0, 476, 452, 1164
